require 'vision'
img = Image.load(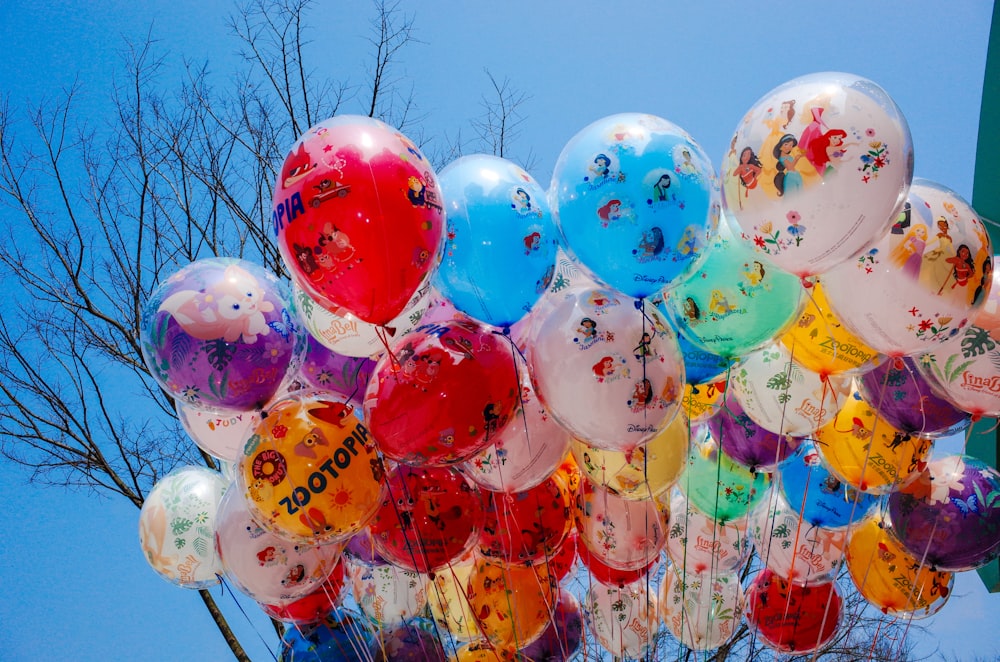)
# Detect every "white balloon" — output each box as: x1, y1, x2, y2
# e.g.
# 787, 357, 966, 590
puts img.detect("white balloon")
659, 563, 743, 651
584, 580, 660, 659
